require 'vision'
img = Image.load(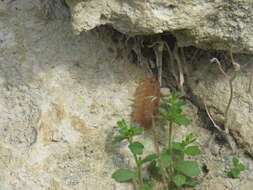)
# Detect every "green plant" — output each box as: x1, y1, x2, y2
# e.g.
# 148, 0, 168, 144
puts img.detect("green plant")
112, 120, 158, 190
153, 93, 202, 189
149, 134, 202, 189
112, 93, 202, 190
226, 157, 245, 179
